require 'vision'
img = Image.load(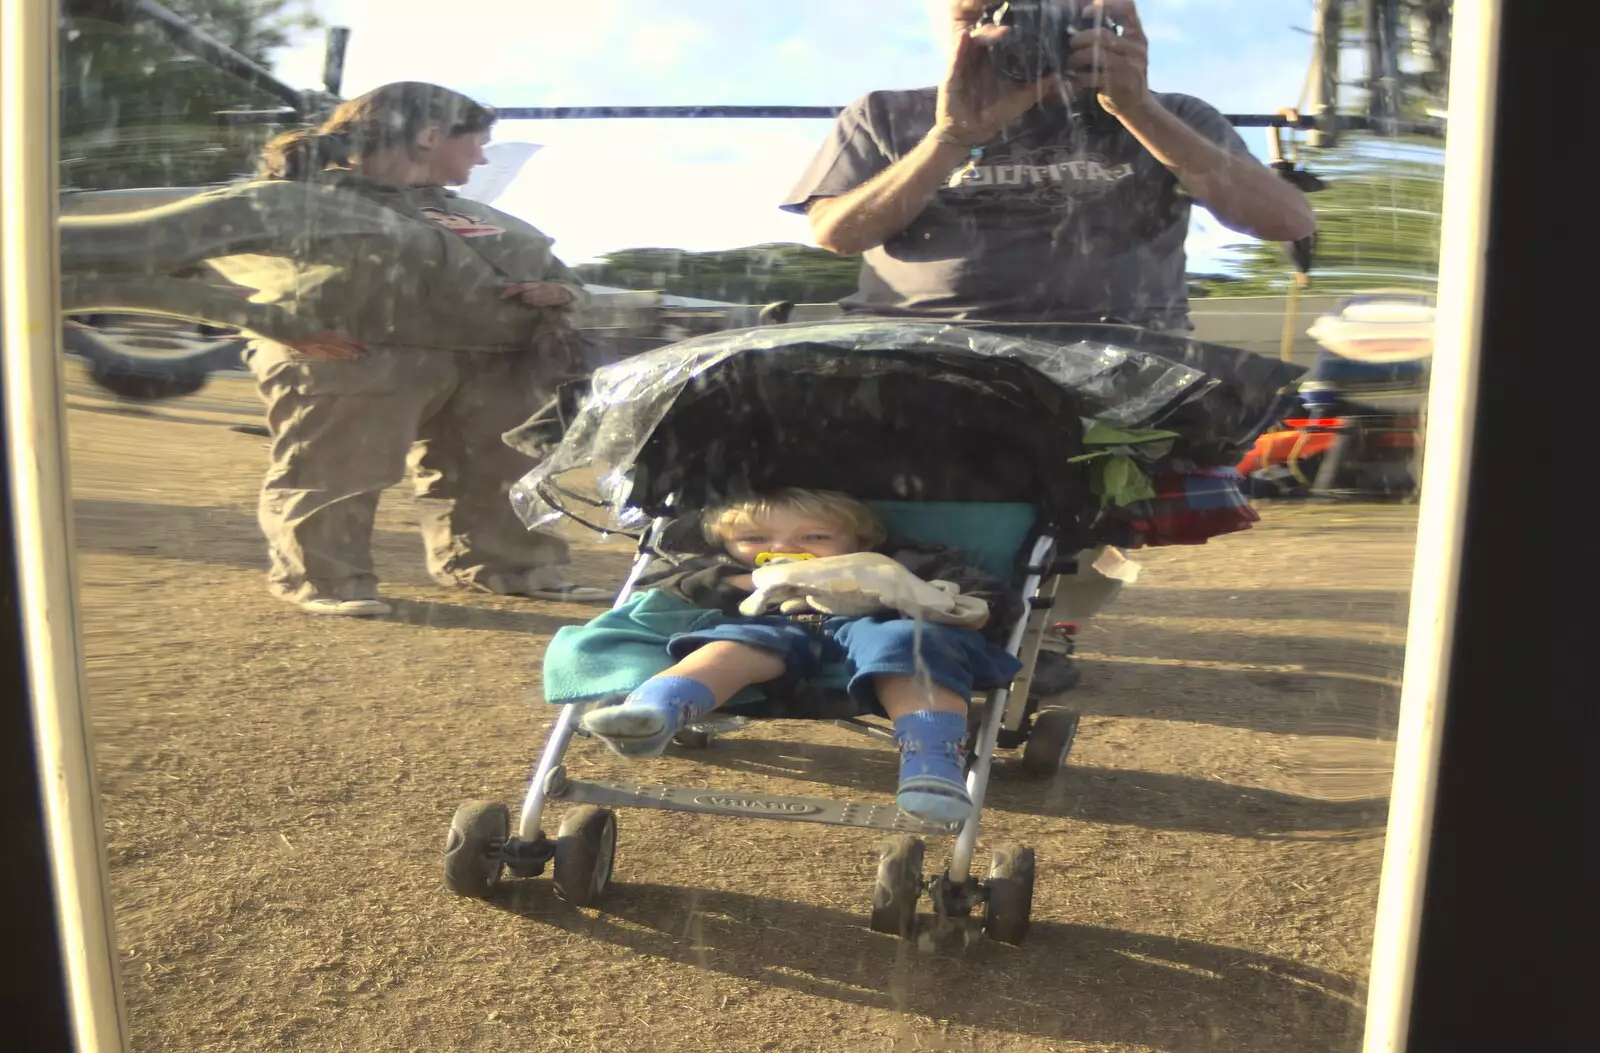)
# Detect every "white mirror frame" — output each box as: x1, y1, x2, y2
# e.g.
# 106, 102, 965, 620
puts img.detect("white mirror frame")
1, 2, 1501, 1051
2, 0, 129, 1050
1361, 0, 1499, 1049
